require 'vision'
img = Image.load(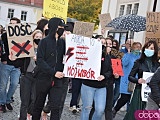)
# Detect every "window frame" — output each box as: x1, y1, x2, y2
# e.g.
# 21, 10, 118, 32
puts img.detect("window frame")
7, 8, 15, 19
21, 10, 27, 21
